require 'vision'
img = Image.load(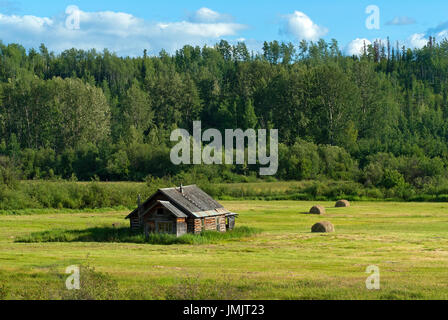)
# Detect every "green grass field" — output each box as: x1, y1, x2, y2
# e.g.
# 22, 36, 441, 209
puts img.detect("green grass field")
1, 200, 448, 300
